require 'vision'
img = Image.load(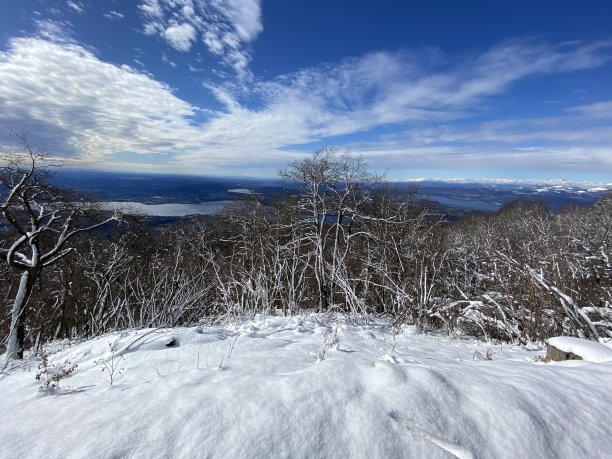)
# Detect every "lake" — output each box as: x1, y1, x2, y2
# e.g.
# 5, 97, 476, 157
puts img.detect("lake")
426, 195, 501, 211
99, 201, 233, 216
